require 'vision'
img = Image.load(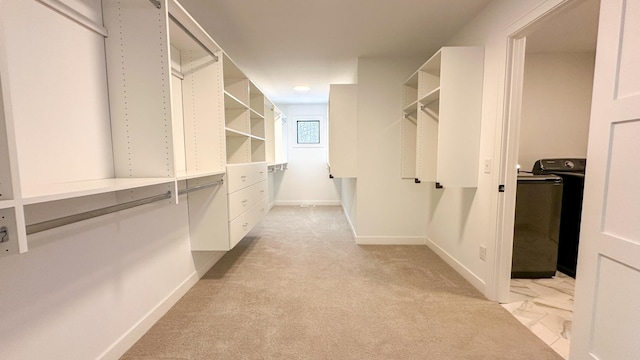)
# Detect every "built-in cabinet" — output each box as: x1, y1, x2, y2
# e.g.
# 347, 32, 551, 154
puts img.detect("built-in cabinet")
0, 0, 281, 256
227, 163, 268, 248
328, 84, 358, 178
401, 47, 484, 187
